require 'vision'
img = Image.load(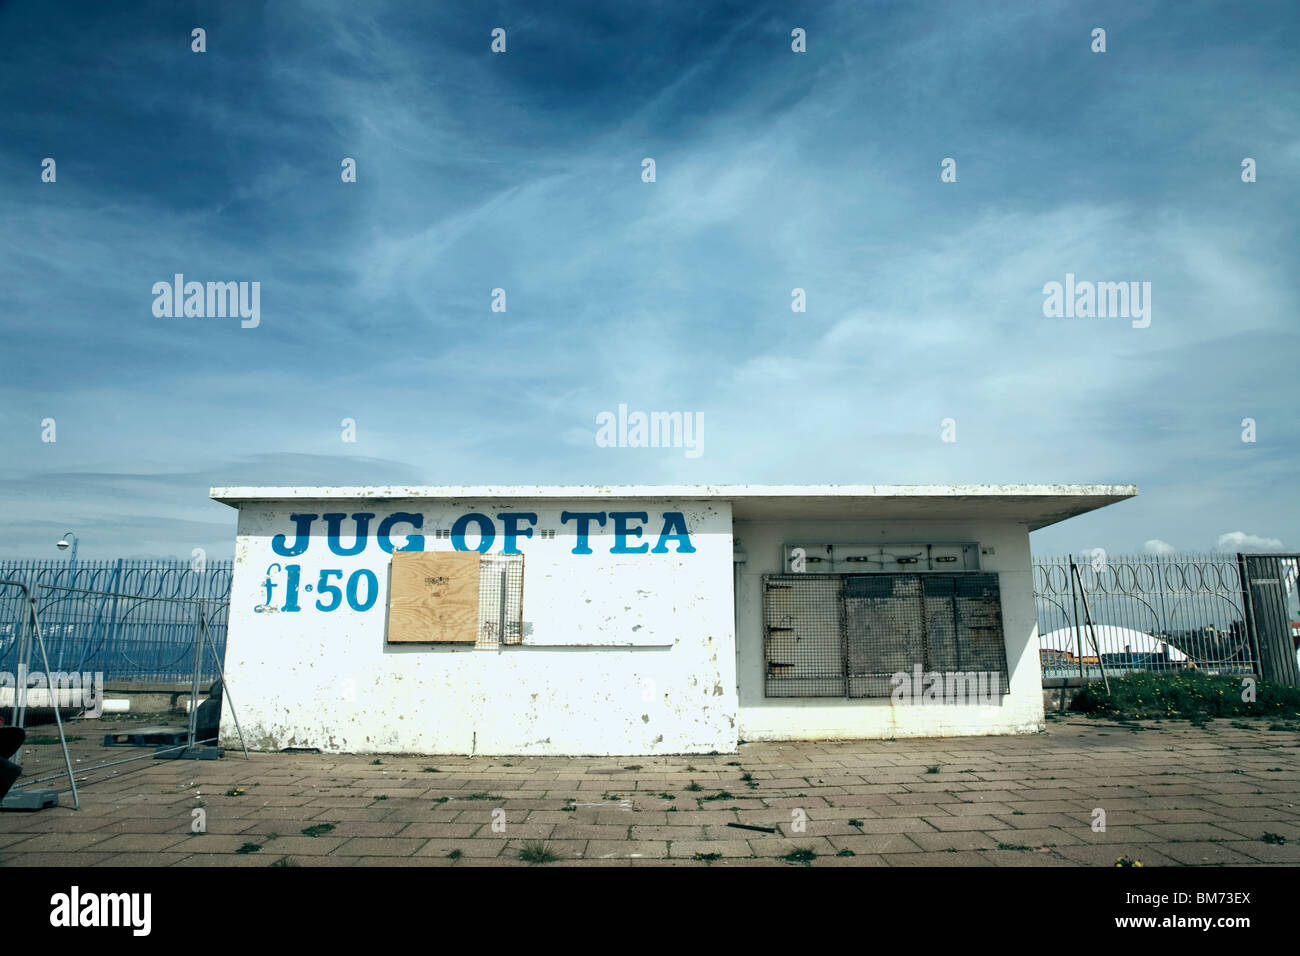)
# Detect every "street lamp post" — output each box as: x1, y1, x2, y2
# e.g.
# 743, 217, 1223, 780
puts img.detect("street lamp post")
53, 531, 80, 670
55, 531, 78, 572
